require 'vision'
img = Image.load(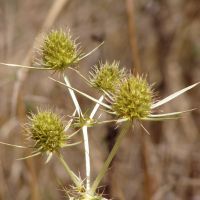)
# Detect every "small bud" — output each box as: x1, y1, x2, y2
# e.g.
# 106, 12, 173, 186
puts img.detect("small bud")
72, 115, 96, 128
26, 110, 67, 153
65, 184, 106, 200
41, 29, 80, 71
89, 61, 125, 93
112, 75, 153, 120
